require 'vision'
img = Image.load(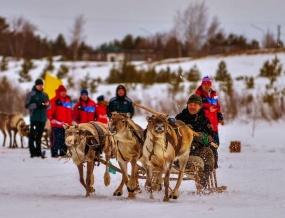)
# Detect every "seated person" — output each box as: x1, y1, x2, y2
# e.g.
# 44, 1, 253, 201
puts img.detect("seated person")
174, 94, 215, 189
